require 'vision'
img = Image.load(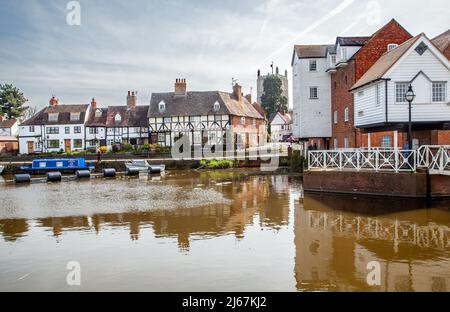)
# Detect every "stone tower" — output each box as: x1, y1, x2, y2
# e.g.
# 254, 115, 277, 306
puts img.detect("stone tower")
256, 67, 289, 105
